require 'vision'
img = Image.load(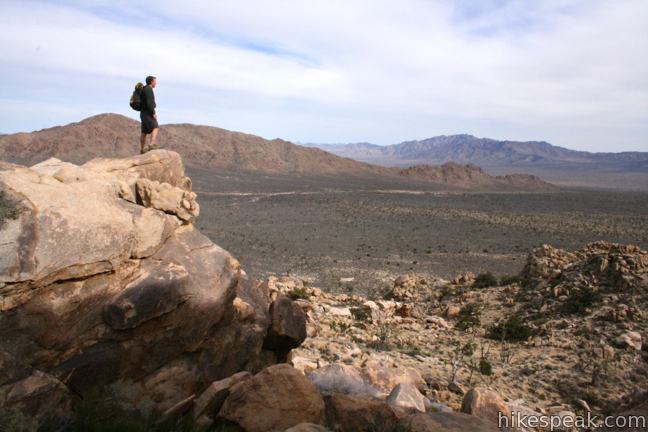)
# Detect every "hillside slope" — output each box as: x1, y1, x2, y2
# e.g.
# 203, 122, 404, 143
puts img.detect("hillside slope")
0, 113, 396, 176
0, 114, 554, 191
